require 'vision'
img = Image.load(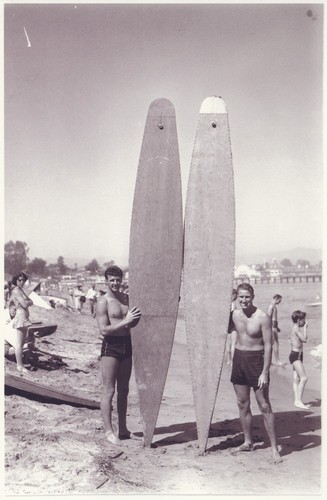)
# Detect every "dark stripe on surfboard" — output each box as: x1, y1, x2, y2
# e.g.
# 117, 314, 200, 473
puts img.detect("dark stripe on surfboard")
129, 98, 183, 446
183, 96, 235, 453
29, 324, 57, 337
